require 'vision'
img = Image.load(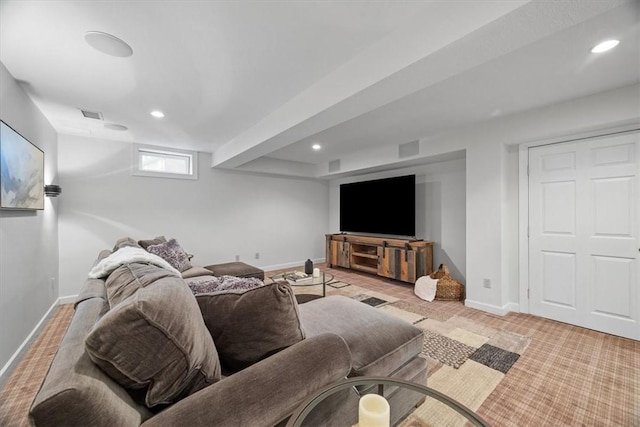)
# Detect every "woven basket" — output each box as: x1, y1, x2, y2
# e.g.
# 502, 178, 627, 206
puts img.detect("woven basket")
430, 264, 464, 301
